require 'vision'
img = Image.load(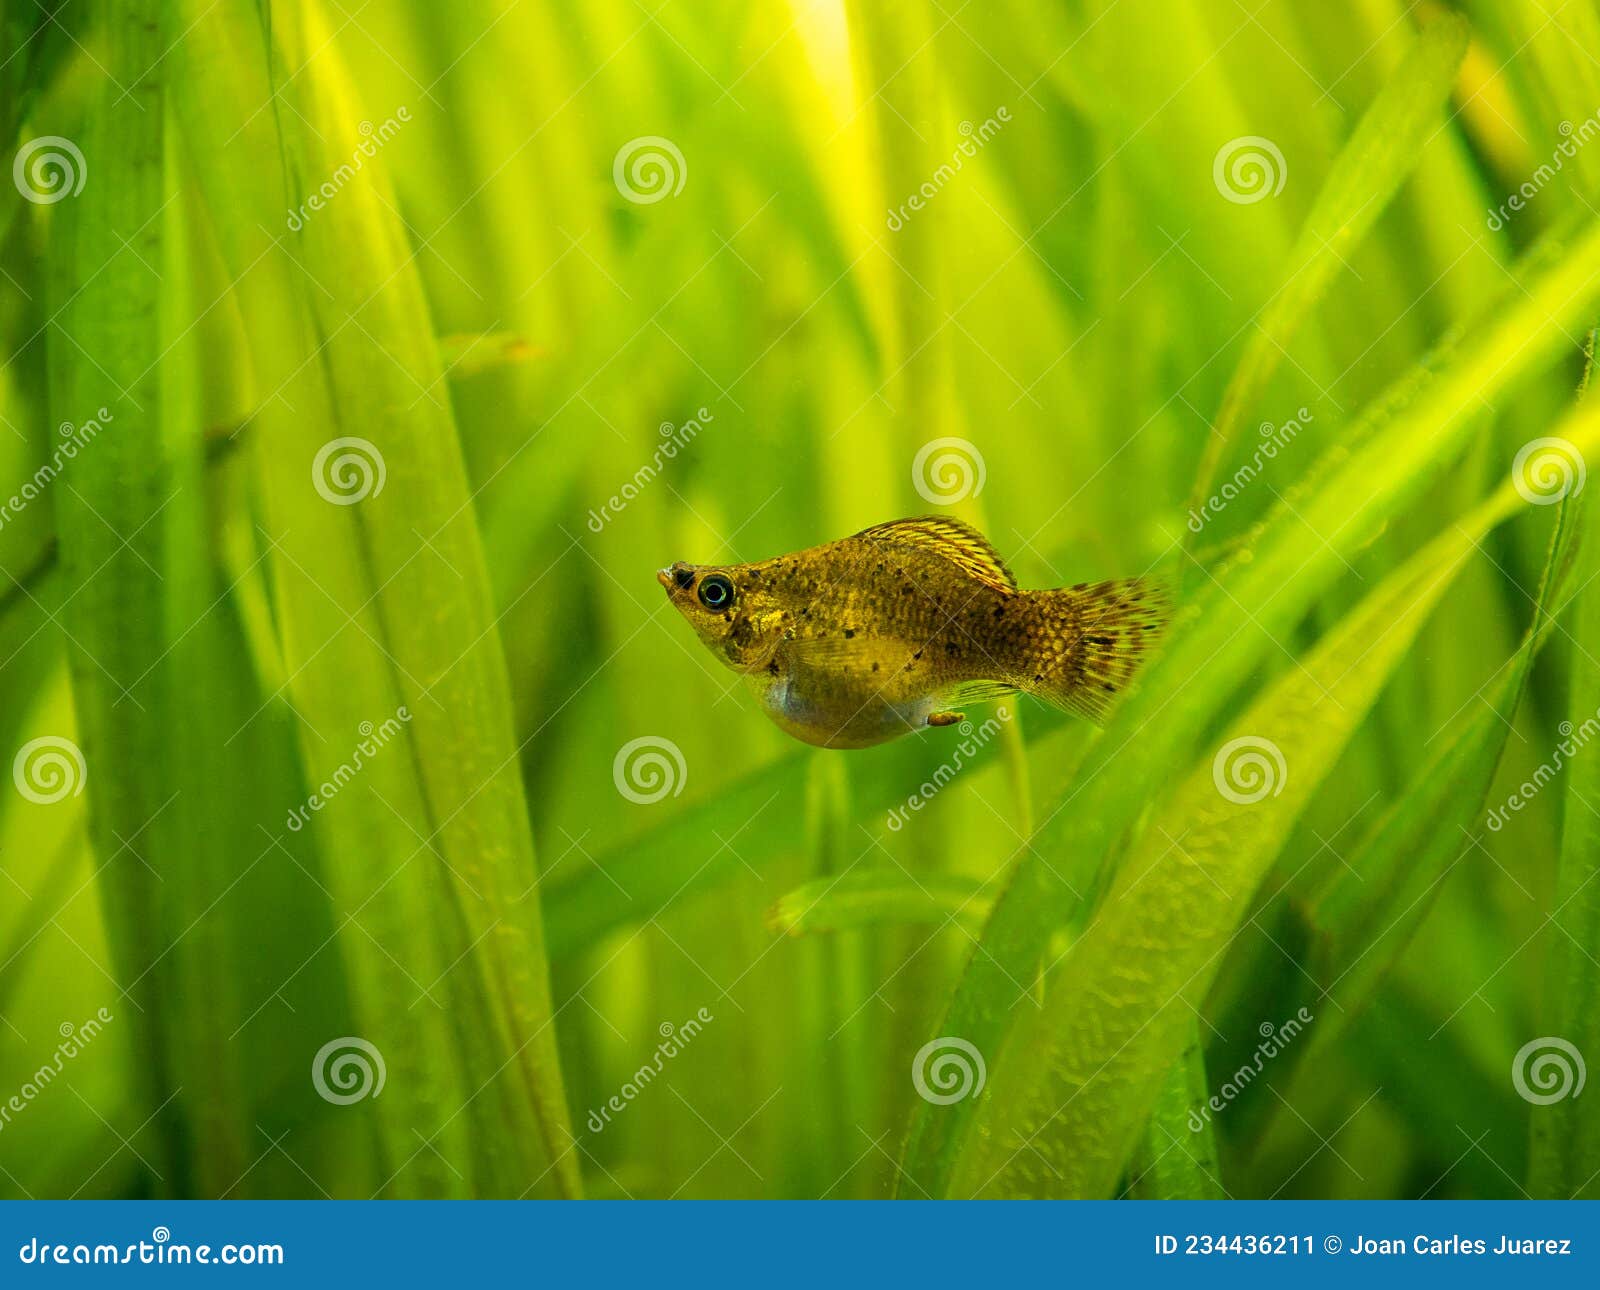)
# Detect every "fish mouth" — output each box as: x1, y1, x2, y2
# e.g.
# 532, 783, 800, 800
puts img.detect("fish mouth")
658, 563, 696, 594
